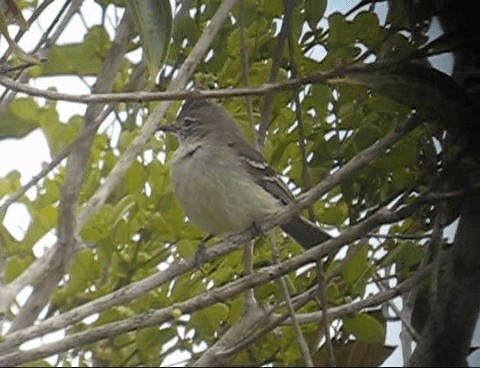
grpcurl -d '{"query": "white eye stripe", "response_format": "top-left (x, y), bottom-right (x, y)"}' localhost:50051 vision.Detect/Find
top-left (183, 116), bottom-right (197, 125)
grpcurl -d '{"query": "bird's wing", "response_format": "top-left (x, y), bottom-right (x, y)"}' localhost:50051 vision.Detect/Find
top-left (230, 139), bottom-right (295, 205)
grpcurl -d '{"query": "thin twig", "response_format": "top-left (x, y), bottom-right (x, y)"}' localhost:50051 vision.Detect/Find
top-left (238, 0), bottom-right (256, 307)
top-left (316, 261), bottom-right (336, 366)
top-left (0, 0), bottom-right (82, 105)
top-left (373, 273), bottom-right (420, 341)
top-left (256, 0), bottom-right (293, 148)
top-left (368, 233), bottom-right (431, 240)
top-left (243, 241), bottom-right (256, 307)
top-left (429, 212), bottom-right (444, 313)
top-left (239, 0), bottom-right (255, 141)
top-left (270, 236), bottom-right (314, 367)
top-left (0, 54), bottom-right (452, 105)
top-left (284, 1), bottom-right (316, 221)
top-left (0, 0), bottom-right (57, 62)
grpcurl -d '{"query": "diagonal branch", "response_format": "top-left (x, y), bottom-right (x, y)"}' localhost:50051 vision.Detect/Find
top-left (256, 0), bottom-right (293, 148)
top-left (7, 11), bottom-right (135, 333)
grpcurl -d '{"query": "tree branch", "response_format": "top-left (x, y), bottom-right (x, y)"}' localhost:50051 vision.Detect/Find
top-left (0, 59), bottom-right (437, 105)
top-left (7, 11), bottom-right (134, 333)
top-left (0, 210), bottom-right (433, 366)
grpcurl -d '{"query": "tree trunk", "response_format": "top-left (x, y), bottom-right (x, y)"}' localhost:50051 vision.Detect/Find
top-left (409, 1), bottom-right (480, 366)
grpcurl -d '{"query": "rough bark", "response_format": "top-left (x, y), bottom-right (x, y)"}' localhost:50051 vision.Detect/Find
top-left (409, 0), bottom-right (480, 366)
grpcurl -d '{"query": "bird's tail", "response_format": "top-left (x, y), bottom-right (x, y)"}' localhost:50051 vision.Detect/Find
top-left (281, 216), bottom-right (331, 249)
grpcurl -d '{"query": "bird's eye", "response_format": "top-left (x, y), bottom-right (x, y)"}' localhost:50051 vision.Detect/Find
top-left (183, 116), bottom-right (196, 128)
top-left (177, 116), bottom-right (196, 140)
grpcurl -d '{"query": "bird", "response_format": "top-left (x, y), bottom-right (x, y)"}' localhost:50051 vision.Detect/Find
top-left (158, 99), bottom-right (331, 249)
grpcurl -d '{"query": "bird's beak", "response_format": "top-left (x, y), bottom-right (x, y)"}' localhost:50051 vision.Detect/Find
top-left (157, 124), bottom-right (178, 133)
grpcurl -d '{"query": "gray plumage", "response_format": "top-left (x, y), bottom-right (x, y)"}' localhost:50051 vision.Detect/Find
top-left (163, 99), bottom-right (331, 249)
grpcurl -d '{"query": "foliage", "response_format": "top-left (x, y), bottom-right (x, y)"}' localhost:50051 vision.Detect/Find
top-left (0, 0), bottom-right (471, 366)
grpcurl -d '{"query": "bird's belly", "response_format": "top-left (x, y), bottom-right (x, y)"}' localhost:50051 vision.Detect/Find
top-left (171, 147), bottom-right (281, 235)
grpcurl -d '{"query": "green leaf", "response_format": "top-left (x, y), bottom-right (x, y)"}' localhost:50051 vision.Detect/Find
top-left (342, 245), bottom-right (371, 296)
top-left (95, 306), bottom-right (135, 326)
top-left (19, 359), bottom-right (52, 367)
top-left (30, 26), bottom-right (112, 77)
top-left (380, 242), bottom-right (424, 278)
top-left (352, 11), bottom-right (382, 47)
top-left (305, 0), bottom-right (327, 30)
top-left (257, 0), bottom-right (283, 18)
top-left (172, 13), bottom-right (201, 46)
top-left (39, 105), bottom-right (80, 156)
top-left (328, 12), bottom-right (353, 46)
top-left (111, 194), bottom-right (138, 228)
top-left (81, 204), bottom-right (114, 242)
top-left (307, 84), bottom-right (331, 121)
top-left (343, 313), bottom-right (385, 343)
top-left (169, 270), bottom-right (207, 302)
top-left (21, 204), bottom-right (58, 249)
top-left (0, 97), bottom-right (40, 140)
top-left (66, 249), bottom-right (98, 294)
top-left (313, 340), bottom-right (395, 367)
top-left (227, 296), bottom-right (245, 325)
top-left (4, 256), bottom-right (32, 283)
top-left (190, 303), bottom-right (229, 337)
top-left (0, 171), bottom-right (22, 197)
top-left (319, 201), bottom-right (348, 225)
top-left (125, 161), bottom-right (148, 194)
top-left (136, 327), bottom-right (165, 361)
top-left (127, 0), bottom-right (172, 84)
